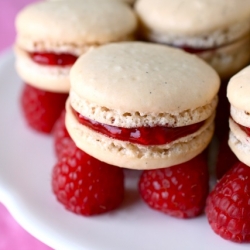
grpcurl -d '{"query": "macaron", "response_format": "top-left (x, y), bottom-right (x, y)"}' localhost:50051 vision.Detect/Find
top-left (227, 65), bottom-right (250, 166)
top-left (15, 0), bottom-right (137, 133)
top-left (15, 0), bottom-right (138, 93)
top-left (65, 42), bottom-right (220, 170)
top-left (135, 0), bottom-right (250, 79)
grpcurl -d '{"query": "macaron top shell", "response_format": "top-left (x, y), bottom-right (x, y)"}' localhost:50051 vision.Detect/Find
top-left (135, 0), bottom-right (250, 45)
top-left (70, 42), bottom-right (220, 115)
top-left (227, 65), bottom-right (250, 112)
top-left (16, 0), bottom-right (137, 49)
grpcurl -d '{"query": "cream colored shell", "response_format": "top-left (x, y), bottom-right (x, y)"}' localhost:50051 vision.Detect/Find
top-left (227, 65), bottom-right (250, 112)
top-left (197, 35), bottom-right (250, 79)
top-left (15, 0), bottom-right (137, 50)
top-left (135, 0), bottom-right (250, 47)
top-left (230, 105), bottom-right (250, 128)
top-left (70, 89), bottom-right (218, 127)
top-left (229, 133), bottom-right (250, 167)
top-left (229, 118), bottom-right (250, 167)
top-left (66, 99), bottom-right (214, 169)
top-left (70, 42), bottom-right (220, 116)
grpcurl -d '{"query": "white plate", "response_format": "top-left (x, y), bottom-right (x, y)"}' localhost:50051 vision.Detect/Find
top-left (0, 49), bottom-right (248, 250)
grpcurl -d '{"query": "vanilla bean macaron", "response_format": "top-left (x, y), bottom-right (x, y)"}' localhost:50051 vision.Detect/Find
top-left (15, 0), bottom-right (138, 93)
top-left (65, 42), bottom-right (220, 170)
top-left (228, 66), bottom-right (250, 166)
top-left (135, 0), bottom-right (250, 79)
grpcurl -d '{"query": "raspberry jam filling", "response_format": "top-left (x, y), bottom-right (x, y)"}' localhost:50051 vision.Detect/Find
top-left (170, 42), bottom-right (231, 54)
top-left (72, 108), bottom-right (205, 146)
top-left (234, 119), bottom-right (250, 136)
top-left (29, 52), bottom-right (78, 66)
top-left (180, 46), bottom-right (211, 54)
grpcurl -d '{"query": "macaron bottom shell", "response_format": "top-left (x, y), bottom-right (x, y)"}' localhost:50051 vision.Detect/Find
top-left (65, 99), bottom-right (215, 170)
top-left (228, 118), bottom-right (250, 168)
top-left (15, 46), bottom-right (75, 93)
top-left (198, 35), bottom-right (250, 80)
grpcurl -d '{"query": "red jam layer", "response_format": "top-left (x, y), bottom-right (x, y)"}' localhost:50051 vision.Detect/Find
top-left (30, 52), bottom-right (78, 66)
top-left (235, 119), bottom-right (250, 136)
top-left (73, 108), bottom-right (205, 146)
top-left (180, 46), bottom-right (211, 54)
top-left (170, 42), bottom-right (229, 54)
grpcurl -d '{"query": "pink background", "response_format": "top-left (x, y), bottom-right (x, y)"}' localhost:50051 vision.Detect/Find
top-left (0, 0), bottom-right (52, 249)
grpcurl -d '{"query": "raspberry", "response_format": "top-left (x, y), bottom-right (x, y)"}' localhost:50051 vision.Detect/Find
top-left (139, 154), bottom-right (209, 218)
top-left (52, 143), bottom-right (124, 216)
top-left (215, 135), bottom-right (238, 180)
top-left (52, 110), bottom-right (73, 158)
top-left (206, 161), bottom-right (250, 243)
top-left (20, 83), bottom-right (68, 133)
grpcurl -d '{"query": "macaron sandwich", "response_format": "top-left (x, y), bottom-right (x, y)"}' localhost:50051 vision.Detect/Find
top-left (65, 42), bottom-right (220, 170)
top-left (227, 65), bottom-right (250, 166)
top-left (15, 0), bottom-right (137, 133)
top-left (135, 0), bottom-right (250, 79)
top-left (205, 65), bottom-right (250, 243)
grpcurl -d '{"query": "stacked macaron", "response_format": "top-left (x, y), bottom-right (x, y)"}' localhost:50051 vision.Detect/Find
top-left (135, 0), bottom-right (250, 80)
top-left (66, 42), bottom-right (219, 170)
top-left (227, 66), bottom-right (250, 166)
top-left (205, 66), bottom-right (250, 243)
top-left (15, 0), bottom-right (137, 133)
top-left (135, 0), bottom-right (250, 140)
top-left (51, 42), bottom-right (220, 217)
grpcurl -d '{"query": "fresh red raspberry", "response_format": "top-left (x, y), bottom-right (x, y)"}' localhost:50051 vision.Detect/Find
top-left (20, 83), bottom-right (68, 133)
top-left (206, 161), bottom-right (250, 243)
top-left (215, 134), bottom-right (238, 180)
top-left (52, 109), bottom-right (73, 158)
top-left (139, 154), bottom-right (209, 218)
top-left (52, 143), bottom-right (124, 216)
